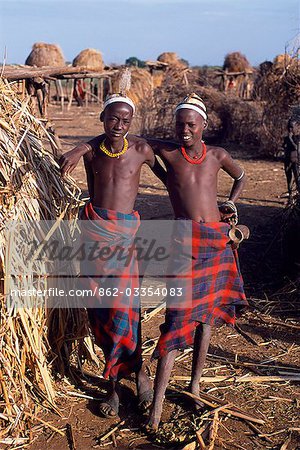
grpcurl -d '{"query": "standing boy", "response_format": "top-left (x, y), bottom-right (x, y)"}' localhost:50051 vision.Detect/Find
top-left (143, 93), bottom-right (248, 429)
top-left (64, 93), bottom-right (165, 418)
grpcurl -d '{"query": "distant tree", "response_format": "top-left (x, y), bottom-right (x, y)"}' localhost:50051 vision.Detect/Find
top-left (125, 56), bottom-right (146, 68)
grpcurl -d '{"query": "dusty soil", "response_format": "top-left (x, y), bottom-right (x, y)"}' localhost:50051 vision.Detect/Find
top-left (28, 104), bottom-right (300, 450)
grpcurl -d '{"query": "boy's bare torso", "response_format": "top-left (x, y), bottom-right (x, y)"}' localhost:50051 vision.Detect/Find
top-left (84, 134), bottom-right (153, 214)
top-left (155, 142), bottom-right (242, 222)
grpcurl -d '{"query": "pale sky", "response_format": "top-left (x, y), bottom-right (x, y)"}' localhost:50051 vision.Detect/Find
top-left (0, 0), bottom-right (299, 67)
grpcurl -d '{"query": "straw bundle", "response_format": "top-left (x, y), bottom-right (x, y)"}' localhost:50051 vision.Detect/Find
top-left (0, 78), bottom-right (87, 444)
top-left (72, 48), bottom-right (104, 71)
top-left (157, 52), bottom-right (186, 68)
top-left (152, 71), bottom-right (165, 88)
top-left (223, 52), bottom-right (251, 72)
top-left (273, 53), bottom-right (293, 70)
top-left (25, 42), bottom-right (65, 67)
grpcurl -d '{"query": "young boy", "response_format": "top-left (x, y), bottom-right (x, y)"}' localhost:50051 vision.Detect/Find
top-left (282, 118), bottom-right (300, 202)
top-left (65, 94), bottom-right (165, 418)
top-left (144, 93), bottom-right (248, 429)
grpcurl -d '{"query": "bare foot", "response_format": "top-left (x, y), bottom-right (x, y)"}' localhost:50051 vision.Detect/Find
top-left (136, 367), bottom-right (153, 412)
top-left (99, 390), bottom-right (119, 418)
top-left (144, 405), bottom-right (162, 432)
top-left (189, 384), bottom-right (205, 411)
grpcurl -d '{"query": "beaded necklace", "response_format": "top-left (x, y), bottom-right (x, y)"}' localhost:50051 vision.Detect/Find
top-left (99, 138), bottom-right (129, 158)
top-left (181, 142), bottom-right (207, 165)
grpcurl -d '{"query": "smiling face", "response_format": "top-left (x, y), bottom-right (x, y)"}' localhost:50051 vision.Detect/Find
top-left (100, 102), bottom-right (133, 144)
top-left (175, 109), bottom-right (207, 148)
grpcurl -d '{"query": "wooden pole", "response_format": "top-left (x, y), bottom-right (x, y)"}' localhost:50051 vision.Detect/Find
top-left (67, 79), bottom-right (74, 111)
top-left (97, 78), bottom-right (101, 104)
top-left (58, 79), bottom-right (64, 111)
top-left (85, 79), bottom-right (88, 108)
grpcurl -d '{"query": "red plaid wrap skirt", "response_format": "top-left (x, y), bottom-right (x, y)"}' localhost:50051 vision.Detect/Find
top-left (80, 202), bottom-right (142, 380)
top-left (153, 221), bottom-right (248, 358)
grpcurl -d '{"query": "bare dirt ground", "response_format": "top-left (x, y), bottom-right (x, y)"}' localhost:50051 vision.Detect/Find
top-left (28, 104), bottom-right (300, 450)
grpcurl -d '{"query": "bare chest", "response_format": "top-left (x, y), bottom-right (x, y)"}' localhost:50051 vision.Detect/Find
top-left (92, 153), bottom-right (141, 179)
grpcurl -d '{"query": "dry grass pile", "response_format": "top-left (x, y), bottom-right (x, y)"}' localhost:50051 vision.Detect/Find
top-left (157, 52), bottom-right (187, 68)
top-left (0, 78), bottom-right (89, 446)
top-left (261, 278), bottom-right (300, 317)
top-left (273, 53), bottom-right (293, 70)
top-left (139, 70), bottom-right (263, 148)
top-left (72, 48), bottom-right (104, 71)
top-left (254, 54), bottom-right (300, 154)
top-left (223, 51), bottom-right (251, 72)
top-left (25, 42), bottom-right (65, 67)
top-left (256, 198), bottom-right (300, 316)
top-left (152, 71), bottom-right (165, 89)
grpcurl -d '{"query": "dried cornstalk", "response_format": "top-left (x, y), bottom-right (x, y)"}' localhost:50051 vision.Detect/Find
top-left (208, 410), bottom-right (220, 450)
top-left (181, 391), bottom-right (264, 424)
top-left (0, 78), bottom-right (92, 443)
top-left (172, 375), bottom-right (300, 383)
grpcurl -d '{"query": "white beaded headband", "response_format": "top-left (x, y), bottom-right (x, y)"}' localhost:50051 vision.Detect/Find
top-left (175, 103), bottom-right (207, 121)
top-left (103, 96), bottom-right (135, 113)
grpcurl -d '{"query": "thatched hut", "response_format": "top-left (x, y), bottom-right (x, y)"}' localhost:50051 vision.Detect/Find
top-left (139, 72), bottom-right (262, 148)
top-left (71, 49), bottom-right (105, 106)
top-left (157, 52), bottom-right (187, 68)
top-left (221, 52), bottom-right (253, 99)
top-left (223, 51), bottom-right (251, 72)
top-left (72, 48), bottom-right (104, 71)
top-left (25, 42), bottom-right (65, 67)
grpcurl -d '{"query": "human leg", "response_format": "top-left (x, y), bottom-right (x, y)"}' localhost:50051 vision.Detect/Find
top-left (285, 161), bottom-right (293, 195)
top-left (291, 162), bottom-right (300, 192)
top-left (147, 349), bottom-right (179, 430)
top-left (133, 312), bottom-right (153, 411)
top-left (136, 364), bottom-right (153, 411)
top-left (99, 380), bottom-right (120, 417)
top-left (189, 323), bottom-right (212, 407)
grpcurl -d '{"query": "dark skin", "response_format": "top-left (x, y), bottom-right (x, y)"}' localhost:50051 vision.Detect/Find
top-left (60, 107), bottom-right (246, 428)
top-left (282, 121), bottom-right (300, 198)
top-left (84, 133), bottom-right (153, 214)
top-left (62, 102), bottom-right (166, 418)
top-left (148, 109), bottom-right (245, 222)
top-left (144, 109), bottom-right (246, 429)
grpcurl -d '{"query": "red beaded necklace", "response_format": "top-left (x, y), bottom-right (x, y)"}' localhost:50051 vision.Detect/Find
top-left (181, 142), bottom-right (207, 165)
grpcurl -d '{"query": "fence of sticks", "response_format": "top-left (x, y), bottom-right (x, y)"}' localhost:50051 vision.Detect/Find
top-left (138, 68), bottom-right (263, 149)
top-left (254, 53), bottom-right (300, 154)
top-left (0, 78), bottom-right (94, 446)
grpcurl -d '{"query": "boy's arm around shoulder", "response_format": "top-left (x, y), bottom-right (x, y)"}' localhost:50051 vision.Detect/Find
top-left (141, 136), bottom-right (178, 155)
top-left (135, 137), bottom-right (168, 186)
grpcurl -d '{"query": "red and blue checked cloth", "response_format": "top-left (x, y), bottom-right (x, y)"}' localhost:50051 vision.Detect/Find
top-left (80, 202), bottom-right (142, 380)
top-left (153, 221), bottom-right (248, 358)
